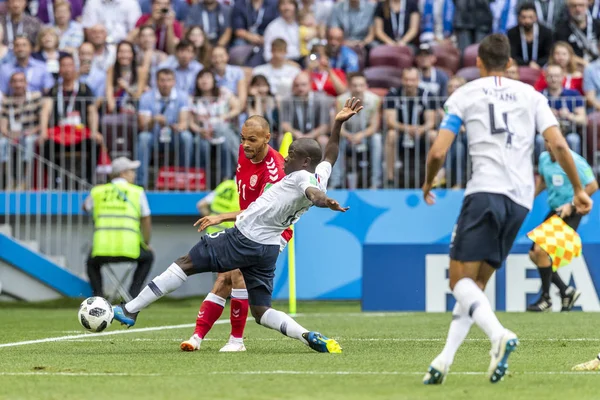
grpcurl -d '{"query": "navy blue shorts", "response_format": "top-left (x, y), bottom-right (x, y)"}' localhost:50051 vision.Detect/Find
top-left (450, 193), bottom-right (529, 269)
top-left (189, 227), bottom-right (280, 306)
top-left (529, 210), bottom-right (582, 251)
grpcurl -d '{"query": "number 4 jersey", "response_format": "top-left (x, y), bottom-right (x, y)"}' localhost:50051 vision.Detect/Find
top-left (236, 161), bottom-right (332, 246)
top-left (441, 76), bottom-right (559, 210)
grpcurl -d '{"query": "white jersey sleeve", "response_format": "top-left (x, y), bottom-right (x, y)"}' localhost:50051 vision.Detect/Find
top-left (296, 161), bottom-right (332, 198)
top-left (534, 91), bottom-right (559, 134)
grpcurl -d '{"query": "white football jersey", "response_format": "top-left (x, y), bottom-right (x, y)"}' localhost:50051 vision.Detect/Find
top-left (443, 76), bottom-right (558, 210)
top-left (236, 161), bottom-right (332, 245)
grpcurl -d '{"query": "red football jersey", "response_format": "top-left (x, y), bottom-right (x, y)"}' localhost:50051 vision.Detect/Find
top-left (236, 145), bottom-right (293, 242)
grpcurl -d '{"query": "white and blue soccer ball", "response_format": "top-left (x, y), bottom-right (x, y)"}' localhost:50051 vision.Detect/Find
top-left (78, 297), bottom-right (114, 332)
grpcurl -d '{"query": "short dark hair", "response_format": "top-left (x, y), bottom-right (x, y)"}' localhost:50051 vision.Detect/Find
top-left (478, 34), bottom-right (511, 72)
top-left (244, 115), bottom-right (271, 132)
top-left (13, 34), bottom-right (32, 46)
top-left (59, 53), bottom-right (75, 64)
top-left (175, 39), bottom-right (194, 52)
top-left (156, 67), bottom-right (175, 79)
top-left (518, 2), bottom-right (537, 15)
top-left (272, 38), bottom-right (288, 51)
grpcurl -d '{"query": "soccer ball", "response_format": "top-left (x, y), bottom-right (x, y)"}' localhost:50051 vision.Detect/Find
top-left (78, 297), bottom-right (114, 332)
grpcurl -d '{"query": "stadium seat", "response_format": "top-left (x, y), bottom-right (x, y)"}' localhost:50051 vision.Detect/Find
top-left (368, 45), bottom-right (414, 69)
top-left (370, 87), bottom-right (390, 98)
top-left (432, 44), bottom-right (461, 73)
top-left (364, 66), bottom-right (403, 89)
top-left (518, 66), bottom-right (542, 86)
top-left (463, 43), bottom-right (480, 67)
top-left (228, 45), bottom-right (254, 67)
top-left (104, 262), bottom-right (136, 303)
top-left (455, 66), bottom-right (481, 82)
top-left (350, 45), bottom-right (367, 71)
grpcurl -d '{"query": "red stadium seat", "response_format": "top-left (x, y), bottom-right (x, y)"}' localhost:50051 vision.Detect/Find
top-left (518, 66), bottom-right (542, 86)
top-left (364, 66), bottom-right (403, 89)
top-left (370, 87), bottom-right (390, 97)
top-left (432, 44), bottom-right (461, 74)
top-left (463, 43), bottom-right (480, 68)
top-left (455, 66), bottom-right (480, 82)
top-left (369, 45), bottom-right (414, 68)
top-left (228, 45), bottom-right (254, 67)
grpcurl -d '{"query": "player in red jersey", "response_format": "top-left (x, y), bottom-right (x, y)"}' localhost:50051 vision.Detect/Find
top-left (180, 115), bottom-right (291, 352)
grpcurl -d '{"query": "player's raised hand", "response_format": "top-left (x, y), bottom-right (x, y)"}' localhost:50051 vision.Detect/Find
top-left (422, 182), bottom-right (436, 205)
top-left (193, 215), bottom-right (223, 232)
top-left (326, 198), bottom-right (349, 212)
top-left (573, 190), bottom-right (593, 215)
top-left (335, 97), bottom-right (363, 123)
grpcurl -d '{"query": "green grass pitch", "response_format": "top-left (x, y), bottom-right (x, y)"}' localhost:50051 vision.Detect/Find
top-left (0, 299), bottom-right (598, 400)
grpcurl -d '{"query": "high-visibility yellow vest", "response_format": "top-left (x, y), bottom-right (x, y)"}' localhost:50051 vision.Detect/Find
top-left (207, 179), bottom-right (240, 234)
top-left (91, 181), bottom-right (144, 259)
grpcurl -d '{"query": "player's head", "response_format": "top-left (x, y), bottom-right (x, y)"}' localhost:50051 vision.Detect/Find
top-left (476, 34), bottom-right (512, 76)
top-left (241, 115), bottom-right (271, 162)
top-left (284, 138), bottom-right (322, 175)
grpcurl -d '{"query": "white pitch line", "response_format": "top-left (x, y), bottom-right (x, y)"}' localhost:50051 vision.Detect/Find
top-left (0, 372), bottom-right (161, 377)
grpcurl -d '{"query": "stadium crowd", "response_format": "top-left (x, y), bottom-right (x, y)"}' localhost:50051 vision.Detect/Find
top-left (0, 0), bottom-right (599, 190)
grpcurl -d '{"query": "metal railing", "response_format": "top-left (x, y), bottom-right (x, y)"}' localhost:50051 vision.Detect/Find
top-left (0, 95), bottom-right (597, 192)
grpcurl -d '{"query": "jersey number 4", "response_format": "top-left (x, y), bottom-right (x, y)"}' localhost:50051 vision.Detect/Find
top-left (488, 103), bottom-right (514, 147)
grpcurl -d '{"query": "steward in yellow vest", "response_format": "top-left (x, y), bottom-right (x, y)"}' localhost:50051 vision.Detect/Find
top-left (196, 179), bottom-right (240, 234)
top-left (84, 157), bottom-right (154, 298)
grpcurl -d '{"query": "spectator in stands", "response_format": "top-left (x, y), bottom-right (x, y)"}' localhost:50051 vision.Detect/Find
top-left (374, 0), bottom-right (420, 48)
top-left (535, 41), bottom-right (584, 93)
top-left (306, 43), bottom-right (347, 97)
top-left (331, 72), bottom-right (382, 189)
top-left (185, 0), bottom-right (232, 47)
top-left (32, 27), bottom-right (69, 79)
top-left (185, 26), bottom-right (213, 67)
top-left (516, 0), bottom-right (565, 30)
top-left (38, 0), bottom-right (84, 25)
top-left (137, 25), bottom-right (168, 83)
top-left (106, 41), bottom-right (148, 114)
top-left (263, 0), bottom-right (301, 62)
top-left (327, 27), bottom-right (360, 74)
top-left (247, 74), bottom-right (279, 143)
top-left (584, 39), bottom-right (600, 111)
top-left (157, 39), bottom-right (203, 95)
top-left (252, 38), bottom-right (301, 96)
top-left (299, 10), bottom-right (318, 58)
top-left (51, 0), bottom-right (84, 54)
top-left (190, 69), bottom-right (241, 177)
top-left (506, 62), bottom-right (521, 79)
top-left (415, 43), bottom-right (448, 97)
top-left (453, 0), bottom-right (493, 51)
top-left (418, 0), bottom-right (456, 44)
top-left (77, 42), bottom-right (105, 99)
top-left (211, 45), bottom-right (247, 107)
top-left (384, 67), bottom-right (436, 187)
top-left (1, 0), bottom-right (41, 49)
top-left (81, 0), bottom-right (141, 45)
top-left (136, 68), bottom-right (193, 188)
top-left (84, 157), bottom-right (154, 299)
top-left (0, 71), bottom-right (43, 190)
top-left (131, 0), bottom-right (182, 55)
top-left (231, 0), bottom-right (278, 47)
top-left (554, 0), bottom-right (600, 64)
top-left (0, 36), bottom-right (54, 95)
top-left (0, 25), bottom-right (13, 66)
top-left (507, 3), bottom-right (553, 69)
top-left (88, 24), bottom-right (116, 72)
top-left (490, 0), bottom-right (518, 34)
top-left (280, 71), bottom-right (332, 146)
top-left (300, 0), bottom-right (334, 35)
top-left (329, 0), bottom-right (376, 48)
top-left (537, 63), bottom-right (585, 156)
top-left (40, 54), bottom-right (102, 186)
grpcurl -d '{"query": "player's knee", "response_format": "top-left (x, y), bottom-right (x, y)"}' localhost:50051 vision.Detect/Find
top-left (212, 273), bottom-right (233, 298)
top-left (250, 305), bottom-right (268, 324)
top-left (230, 269), bottom-right (246, 289)
top-left (173, 254), bottom-right (195, 276)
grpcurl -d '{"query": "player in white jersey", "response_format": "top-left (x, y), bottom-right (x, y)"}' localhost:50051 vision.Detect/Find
top-left (112, 98), bottom-right (364, 354)
top-left (420, 34), bottom-right (593, 385)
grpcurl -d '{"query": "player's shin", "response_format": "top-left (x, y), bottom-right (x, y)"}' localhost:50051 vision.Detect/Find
top-left (230, 289), bottom-right (249, 340)
top-left (452, 278), bottom-right (505, 342)
top-left (438, 303), bottom-right (474, 366)
top-left (194, 293), bottom-right (226, 339)
top-left (259, 308), bottom-right (309, 345)
top-left (125, 263), bottom-right (187, 313)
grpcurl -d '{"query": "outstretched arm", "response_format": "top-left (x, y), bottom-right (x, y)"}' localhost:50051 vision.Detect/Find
top-left (305, 187), bottom-right (349, 212)
top-left (323, 97), bottom-right (363, 167)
